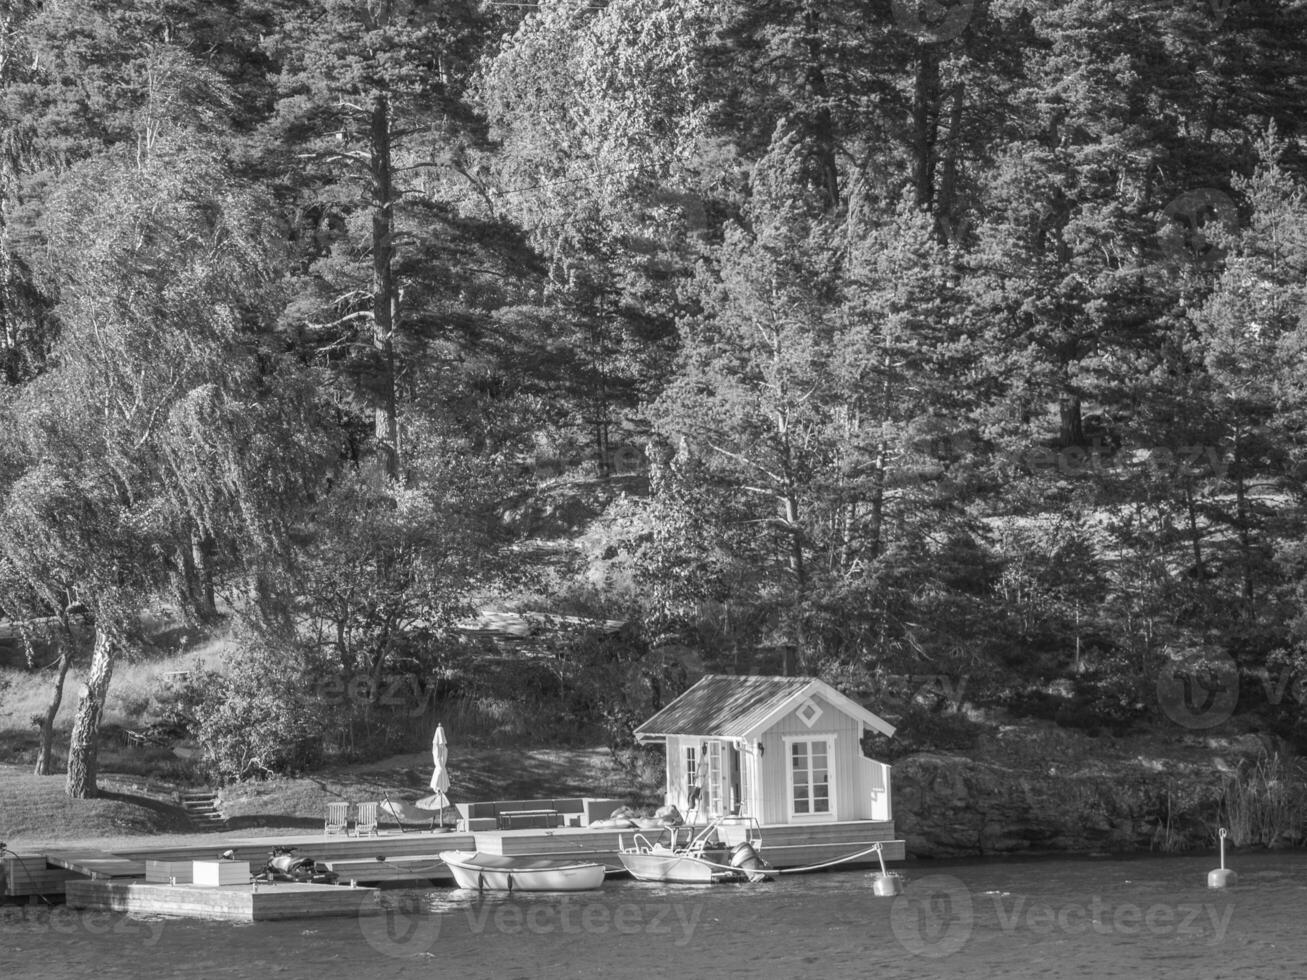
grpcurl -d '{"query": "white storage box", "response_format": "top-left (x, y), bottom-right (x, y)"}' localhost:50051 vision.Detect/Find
top-left (192, 860), bottom-right (251, 887)
top-left (145, 860), bottom-right (193, 884)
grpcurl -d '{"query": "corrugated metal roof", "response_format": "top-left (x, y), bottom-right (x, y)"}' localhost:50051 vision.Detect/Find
top-left (635, 675), bottom-right (818, 739)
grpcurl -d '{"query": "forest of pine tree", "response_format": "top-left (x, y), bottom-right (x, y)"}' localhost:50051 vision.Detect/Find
top-left (3, 0), bottom-right (1307, 794)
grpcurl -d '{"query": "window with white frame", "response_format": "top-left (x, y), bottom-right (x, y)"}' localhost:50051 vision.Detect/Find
top-left (787, 736), bottom-right (835, 818)
top-left (703, 741), bottom-right (723, 814)
top-left (685, 745), bottom-right (697, 791)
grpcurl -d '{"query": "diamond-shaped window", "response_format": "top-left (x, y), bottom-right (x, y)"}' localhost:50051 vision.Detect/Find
top-left (796, 698), bottom-right (822, 728)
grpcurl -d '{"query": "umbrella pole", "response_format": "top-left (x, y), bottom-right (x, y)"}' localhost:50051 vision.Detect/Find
top-left (384, 793), bottom-right (407, 834)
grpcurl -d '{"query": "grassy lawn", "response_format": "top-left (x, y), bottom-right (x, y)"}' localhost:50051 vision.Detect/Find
top-left (0, 767), bottom-right (194, 843)
top-left (0, 744), bottom-right (661, 850)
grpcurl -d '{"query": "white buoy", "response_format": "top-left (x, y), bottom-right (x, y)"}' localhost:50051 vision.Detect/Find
top-left (1208, 827), bottom-right (1237, 889)
top-left (869, 842), bottom-right (903, 897)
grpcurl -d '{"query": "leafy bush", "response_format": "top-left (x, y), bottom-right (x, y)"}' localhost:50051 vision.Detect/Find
top-left (562, 630), bottom-right (691, 753)
top-left (1058, 667), bottom-right (1149, 735)
top-left (1007, 665), bottom-right (1149, 736)
top-left (181, 638), bottom-right (327, 783)
top-left (610, 743), bottom-right (665, 804)
top-left (1006, 687), bottom-right (1070, 723)
top-left (875, 705), bottom-right (988, 760)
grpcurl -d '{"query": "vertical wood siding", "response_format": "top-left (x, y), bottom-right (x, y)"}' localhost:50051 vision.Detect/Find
top-left (759, 694), bottom-right (866, 823)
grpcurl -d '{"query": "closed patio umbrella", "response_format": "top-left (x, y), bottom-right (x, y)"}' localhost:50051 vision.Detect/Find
top-left (417, 723), bottom-right (451, 827)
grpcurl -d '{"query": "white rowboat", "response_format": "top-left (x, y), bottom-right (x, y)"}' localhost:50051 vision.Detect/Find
top-left (439, 850), bottom-right (606, 891)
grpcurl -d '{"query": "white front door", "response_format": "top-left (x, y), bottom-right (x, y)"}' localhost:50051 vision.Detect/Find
top-left (784, 734), bottom-right (837, 822)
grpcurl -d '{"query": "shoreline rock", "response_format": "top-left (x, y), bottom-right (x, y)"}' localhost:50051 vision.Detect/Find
top-left (892, 750), bottom-right (1248, 858)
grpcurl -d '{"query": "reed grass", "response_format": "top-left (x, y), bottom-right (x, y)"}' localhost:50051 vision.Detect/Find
top-left (1221, 753), bottom-right (1306, 847)
top-left (1151, 783), bottom-right (1185, 853)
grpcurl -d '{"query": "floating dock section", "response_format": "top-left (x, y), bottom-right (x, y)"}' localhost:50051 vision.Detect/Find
top-left (65, 879), bottom-right (380, 922)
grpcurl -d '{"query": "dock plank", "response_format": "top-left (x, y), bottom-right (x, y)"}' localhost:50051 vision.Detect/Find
top-left (46, 852), bottom-right (146, 879)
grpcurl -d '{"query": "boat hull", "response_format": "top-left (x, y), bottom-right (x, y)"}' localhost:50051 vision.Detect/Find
top-left (439, 851), bottom-right (605, 891)
top-left (618, 850), bottom-right (749, 884)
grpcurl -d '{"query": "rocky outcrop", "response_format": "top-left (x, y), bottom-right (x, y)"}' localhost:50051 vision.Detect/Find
top-left (892, 752), bottom-right (1228, 858)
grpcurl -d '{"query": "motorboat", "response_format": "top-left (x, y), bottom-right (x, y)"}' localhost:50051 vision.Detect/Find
top-left (439, 850), bottom-right (606, 891)
top-left (618, 818), bottom-right (774, 884)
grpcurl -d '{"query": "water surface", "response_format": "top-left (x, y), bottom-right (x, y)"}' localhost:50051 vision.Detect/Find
top-left (4, 851), bottom-right (1306, 978)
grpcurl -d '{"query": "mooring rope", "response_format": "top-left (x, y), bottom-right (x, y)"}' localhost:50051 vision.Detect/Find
top-left (775, 843), bottom-right (893, 875)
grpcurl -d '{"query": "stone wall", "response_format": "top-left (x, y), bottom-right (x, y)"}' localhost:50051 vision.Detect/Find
top-left (892, 752), bottom-right (1229, 858)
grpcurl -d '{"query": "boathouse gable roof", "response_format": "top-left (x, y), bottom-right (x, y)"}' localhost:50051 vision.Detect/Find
top-left (634, 674), bottom-right (896, 742)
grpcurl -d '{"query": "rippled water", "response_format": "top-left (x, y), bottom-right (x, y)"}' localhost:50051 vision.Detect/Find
top-left (4, 851), bottom-right (1307, 979)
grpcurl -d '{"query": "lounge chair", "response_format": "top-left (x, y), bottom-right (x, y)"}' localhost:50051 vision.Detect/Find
top-left (355, 801), bottom-right (379, 837)
top-left (324, 801), bottom-right (349, 836)
top-left (380, 793), bottom-right (441, 833)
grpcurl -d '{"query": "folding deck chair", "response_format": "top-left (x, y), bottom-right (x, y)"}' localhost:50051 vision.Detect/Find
top-left (324, 801), bottom-right (349, 836)
top-left (354, 801), bottom-right (380, 837)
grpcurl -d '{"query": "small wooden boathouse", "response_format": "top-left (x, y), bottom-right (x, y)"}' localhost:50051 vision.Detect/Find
top-left (635, 675), bottom-right (897, 828)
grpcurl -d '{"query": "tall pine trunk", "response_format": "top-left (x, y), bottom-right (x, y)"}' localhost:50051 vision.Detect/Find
top-left (937, 82), bottom-right (966, 241)
top-left (912, 45), bottom-right (941, 211)
top-left (65, 626), bottom-right (116, 798)
top-left (802, 4), bottom-right (839, 210)
top-left (371, 90), bottom-right (400, 481)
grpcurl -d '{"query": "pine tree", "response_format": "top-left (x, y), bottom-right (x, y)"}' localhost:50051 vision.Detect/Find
top-left (260, 0), bottom-right (495, 481)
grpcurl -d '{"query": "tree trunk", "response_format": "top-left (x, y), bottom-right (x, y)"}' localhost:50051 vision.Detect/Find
top-left (802, 4), bottom-right (839, 211)
top-left (192, 530), bottom-right (217, 620)
top-left (65, 627), bottom-right (116, 798)
top-left (1233, 437), bottom-right (1255, 616)
top-left (592, 316), bottom-right (612, 480)
top-left (937, 82), bottom-right (966, 241)
top-left (866, 351), bottom-right (895, 561)
top-left (34, 641), bottom-right (73, 776)
top-left (912, 45), bottom-right (941, 211)
top-left (1185, 483), bottom-right (1206, 581)
top-left (1059, 394), bottom-right (1084, 447)
top-left (175, 538), bottom-right (200, 620)
top-left (371, 90), bottom-right (400, 481)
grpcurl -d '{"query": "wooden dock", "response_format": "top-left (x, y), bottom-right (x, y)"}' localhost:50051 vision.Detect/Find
top-left (46, 851), bottom-right (146, 879)
top-left (5, 820), bottom-right (904, 915)
top-left (472, 820), bottom-right (903, 870)
top-left (65, 879), bottom-right (381, 922)
top-left (2, 829), bottom-right (475, 902)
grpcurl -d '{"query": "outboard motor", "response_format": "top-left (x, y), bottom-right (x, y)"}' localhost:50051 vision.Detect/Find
top-left (265, 847), bottom-right (339, 884)
top-left (729, 841), bottom-right (774, 882)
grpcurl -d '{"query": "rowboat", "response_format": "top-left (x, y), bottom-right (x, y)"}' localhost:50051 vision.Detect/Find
top-left (438, 850), bottom-right (606, 891)
top-left (617, 819), bottom-right (774, 884)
